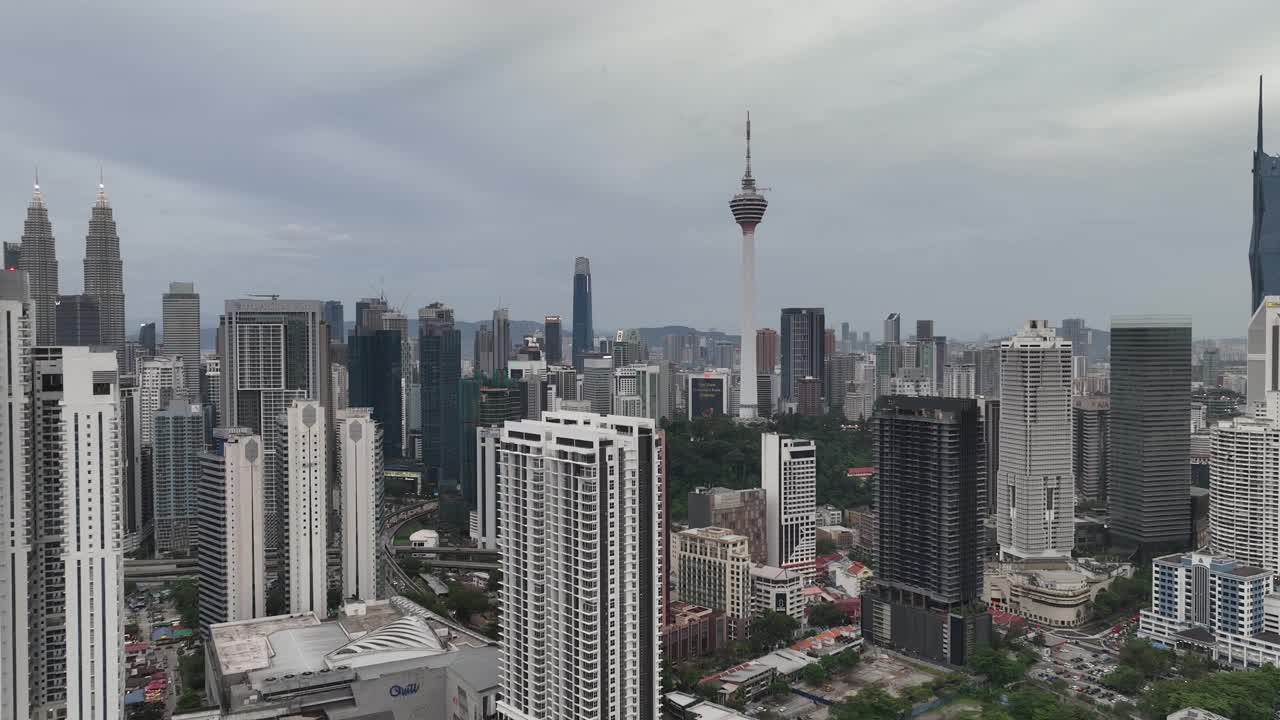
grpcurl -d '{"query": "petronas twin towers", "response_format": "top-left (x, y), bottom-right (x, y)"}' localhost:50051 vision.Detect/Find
top-left (16, 175), bottom-right (126, 356)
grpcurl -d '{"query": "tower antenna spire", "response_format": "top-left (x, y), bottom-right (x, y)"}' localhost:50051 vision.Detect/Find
top-left (1260, 75), bottom-right (1265, 157)
top-left (34, 164), bottom-right (39, 190)
top-left (745, 111), bottom-right (753, 178)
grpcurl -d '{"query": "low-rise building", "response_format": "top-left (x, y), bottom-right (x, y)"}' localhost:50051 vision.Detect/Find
top-left (663, 602), bottom-right (729, 663)
top-left (662, 692), bottom-right (753, 720)
top-left (676, 527), bottom-right (753, 639)
top-left (817, 526), bottom-right (855, 549)
top-left (1139, 551), bottom-right (1280, 668)
top-left (205, 598), bottom-right (498, 720)
top-left (984, 559), bottom-right (1133, 628)
top-left (750, 564), bottom-right (805, 622)
top-left (827, 559), bottom-right (873, 598)
top-left (815, 505), bottom-right (844, 526)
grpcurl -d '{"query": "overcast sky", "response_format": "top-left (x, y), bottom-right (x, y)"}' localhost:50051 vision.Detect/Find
top-left (1, 2), bottom-right (1275, 339)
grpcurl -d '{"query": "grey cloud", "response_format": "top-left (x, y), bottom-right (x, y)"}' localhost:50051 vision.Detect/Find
top-left (0, 1), bottom-right (1276, 337)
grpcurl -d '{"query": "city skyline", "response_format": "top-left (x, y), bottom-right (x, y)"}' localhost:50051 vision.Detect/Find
top-left (3, 4), bottom-right (1279, 338)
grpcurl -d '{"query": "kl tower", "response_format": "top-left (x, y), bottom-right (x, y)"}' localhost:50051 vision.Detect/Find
top-left (730, 113), bottom-right (768, 419)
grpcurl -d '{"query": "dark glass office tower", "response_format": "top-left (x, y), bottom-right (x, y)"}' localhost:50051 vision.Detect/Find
top-left (780, 307), bottom-right (825, 401)
top-left (138, 321), bottom-right (157, 351)
top-left (1109, 316), bottom-right (1192, 555)
top-left (348, 329), bottom-right (403, 459)
top-left (862, 395), bottom-right (989, 665)
top-left (54, 293), bottom-right (101, 346)
top-left (544, 314), bottom-right (563, 365)
top-left (323, 300), bottom-right (345, 345)
top-left (571, 256), bottom-right (593, 369)
top-left (1251, 78), bottom-right (1280, 311)
top-left (419, 303), bottom-right (461, 491)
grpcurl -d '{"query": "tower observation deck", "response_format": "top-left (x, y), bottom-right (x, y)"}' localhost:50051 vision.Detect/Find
top-left (730, 114), bottom-right (768, 419)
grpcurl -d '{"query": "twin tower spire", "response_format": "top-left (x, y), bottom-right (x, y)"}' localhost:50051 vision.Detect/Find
top-left (18, 168), bottom-right (125, 356)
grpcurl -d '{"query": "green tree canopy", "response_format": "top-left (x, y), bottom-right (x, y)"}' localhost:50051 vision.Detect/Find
top-left (808, 602), bottom-right (848, 628)
top-left (1101, 664), bottom-right (1143, 694)
top-left (749, 611), bottom-right (799, 653)
top-left (1138, 666), bottom-right (1280, 720)
top-left (830, 686), bottom-right (908, 720)
top-left (967, 646), bottom-right (1026, 686)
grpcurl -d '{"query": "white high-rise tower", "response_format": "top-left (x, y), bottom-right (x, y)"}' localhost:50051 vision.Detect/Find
top-left (996, 320), bottom-right (1074, 560)
top-left (335, 408), bottom-right (383, 602)
top-left (762, 432), bottom-right (817, 583)
top-left (730, 114), bottom-right (768, 419)
top-left (31, 346), bottom-right (123, 720)
top-left (0, 272), bottom-right (31, 720)
top-left (196, 428), bottom-right (267, 638)
top-left (276, 399), bottom-right (328, 616)
top-left (496, 411), bottom-right (661, 720)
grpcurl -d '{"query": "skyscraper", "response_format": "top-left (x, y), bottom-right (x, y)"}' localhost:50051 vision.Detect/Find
top-left (348, 328), bottom-right (403, 459)
top-left (756, 328), bottom-right (778, 374)
top-left (496, 412), bottom-right (661, 720)
top-left (729, 114), bottom-right (768, 419)
top-left (354, 296), bottom-right (388, 336)
top-left (82, 177), bottom-right (125, 361)
top-left (276, 399), bottom-right (328, 616)
top-left (419, 302), bottom-right (461, 492)
top-left (162, 281), bottom-right (201, 398)
top-left (687, 486), bottom-right (768, 565)
top-left (583, 354), bottom-right (614, 414)
top-left (322, 300), bottom-right (345, 346)
top-left (19, 176), bottom-right (58, 345)
top-left (863, 396), bottom-right (988, 665)
top-left (138, 321), bottom-right (156, 351)
top-left (152, 402), bottom-right (204, 555)
top-left (197, 428), bottom-right (267, 639)
top-left (335, 408), bottom-right (384, 602)
top-left (473, 323), bottom-right (496, 378)
top-left (544, 314), bottom-right (563, 365)
top-left (492, 307), bottom-right (510, 377)
top-left (218, 299), bottom-right (331, 549)
top-left (1251, 77), bottom-right (1280, 311)
top-left (780, 307), bottom-right (825, 402)
top-left (996, 321), bottom-right (1073, 560)
top-left (139, 355), bottom-right (186, 445)
top-left (916, 319), bottom-right (934, 341)
top-left (0, 272), bottom-right (30, 720)
top-left (676, 527), bottom-right (753, 641)
top-left (572, 256), bottom-right (593, 370)
top-left (53, 293), bottom-right (101, 346)
top-left (1073, 396), bottom-right (1110, 504)
top-left (1110, 316), bottom-right (1192, 554)
top-left (762, 433), bottom-right (817, 583)
top-left (883, 312), bottom-right (901, 344)
top-left (30, 346), bottom-right (123, 719)
top-left (2, 241), bottom-right (18, 271)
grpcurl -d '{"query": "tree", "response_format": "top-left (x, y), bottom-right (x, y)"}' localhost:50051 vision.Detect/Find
top-left (125, 580), bottom-right (139, 595)
top-left (447, 583), bottom-right (490, 621)
top-left (749, 611), bottom-right (799, 653)
top-left (176, 689), bottom-right (202, 711)
top-left (1117, 637), bottom-right (1172, 678)
top-left (125, 623), bottom-right (140, 639)
top-left (327, 587), bottom-right (343, 613)
top-left (1138, 666), bottom-right (1280, 720)
top-left (830, 686), bottom-right (908, 720)
top-left (179, 651), bottom-right (206, 691)
top-left (400, 556), bottom-right (423, 575)
top-left (486, 569), bottom-right (503, 593)
top-left (1005, 687), bottom-right (1057, 720)
top-left (127, 704), bottom-right (164, 720)
top-left (968, 646), bottom-right (1025, 686)
top-left (801, 663), bottom-right (827, 685)
top-left (168, 578), bottom-right (199, 629)
top-left (1100, 664), bottom-right (1143, 695)
top-left (847, 546), bottom-right (874, 569)
top-left (808, 602), bottom-right (847, 628)
top-left (768, 678), bottom-right (791, 697)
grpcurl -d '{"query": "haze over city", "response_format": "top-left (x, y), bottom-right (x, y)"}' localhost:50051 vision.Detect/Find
top-left (2, 2), bottom-right (1277, 336)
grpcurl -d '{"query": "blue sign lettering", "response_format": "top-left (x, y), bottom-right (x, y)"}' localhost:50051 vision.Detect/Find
top-left (389, 683), bottom-right (419, 698)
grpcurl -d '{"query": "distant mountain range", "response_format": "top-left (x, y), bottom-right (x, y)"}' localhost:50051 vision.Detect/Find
top-left (199, 321), bottom-right (741, 358)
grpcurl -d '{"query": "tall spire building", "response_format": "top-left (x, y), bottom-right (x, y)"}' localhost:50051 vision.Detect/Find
top-left (1251, 76), bottom-right (1280, 311)
top-left (83, 175), bottom-right (126, 360)
top-left (730, 113), bottom-right (768, 418)
top-left (18, 174), bottom-right (58, 345)
top-left (571, 257), bottom-right (593, 370)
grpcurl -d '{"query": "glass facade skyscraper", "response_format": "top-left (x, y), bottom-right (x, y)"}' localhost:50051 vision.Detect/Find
top-left (419, 303), bottom-right (461, 492)
top-left (1252, 78), bottom-right (1280, 312)
top-left (780, 307), bottom-right (825, 402)
top-left (348, 329), bottom-right (403, 459)
top-left (572, 256), bottom-right (592, 369)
